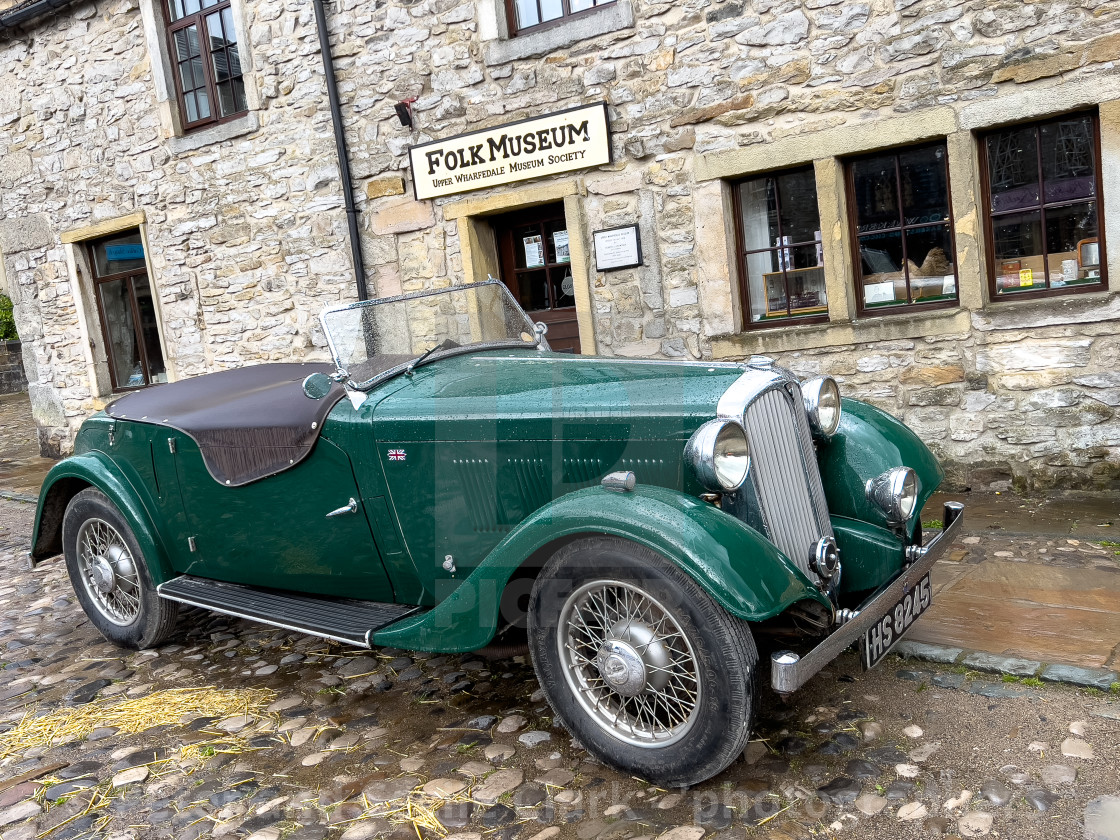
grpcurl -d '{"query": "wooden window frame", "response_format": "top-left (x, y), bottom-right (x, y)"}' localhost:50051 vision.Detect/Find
top-left (731, 166), bottom-right (830, 330)
top-left (978, 110), bottom-right (1108, 303)
top-left (86, 240), bottom-right (163, 393)
top-left (845, 141), bottom-right (960, 318)
top-left (504, 0), bottom-right (616, 36)
top-left (164, 0), bottom-right (247, 133)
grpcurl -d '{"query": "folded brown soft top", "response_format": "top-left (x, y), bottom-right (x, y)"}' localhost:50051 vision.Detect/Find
top-left (106, 363), bottom-right (345, 487)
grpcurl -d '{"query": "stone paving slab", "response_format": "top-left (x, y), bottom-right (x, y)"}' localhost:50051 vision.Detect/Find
top-left (908, 536), bottom-right (1120, 670)
top-left (924, 491), bottom-right (1119, 539)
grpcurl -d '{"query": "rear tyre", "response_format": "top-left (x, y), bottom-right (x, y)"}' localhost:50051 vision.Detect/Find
top-left (62, 488), bottom-right (179, 649)
top-left (527, 536), bottom-right (759, 787)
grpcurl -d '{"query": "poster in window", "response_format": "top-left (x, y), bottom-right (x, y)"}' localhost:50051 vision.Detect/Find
top-left (553, 230), bottom-right (571, 263)
top-left (105, 244), bottom-right (145, 261)
top-left (523, 235), bottom-right (544, 268)
top-left (775, 235), bottom-right (792, 271)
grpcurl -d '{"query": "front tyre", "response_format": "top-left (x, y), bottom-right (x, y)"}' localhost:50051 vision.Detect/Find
top-left (527, 536), bottom-right (759, 787)
top-left (62, 488), bottom-right (179, 649)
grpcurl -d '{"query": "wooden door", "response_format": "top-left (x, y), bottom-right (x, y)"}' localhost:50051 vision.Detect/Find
top-left (492, 203), bottom-right (581, 353)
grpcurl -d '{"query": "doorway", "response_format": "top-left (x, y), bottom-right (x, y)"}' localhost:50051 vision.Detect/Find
top-left (491, 203), bottom-right (581, 353)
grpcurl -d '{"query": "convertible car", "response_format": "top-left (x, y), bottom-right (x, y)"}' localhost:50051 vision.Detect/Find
top-left (31, 280), bottom-right (962, 785)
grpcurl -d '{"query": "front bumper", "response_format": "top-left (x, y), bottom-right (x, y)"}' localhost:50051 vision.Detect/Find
top-left (770, 501), bottom-right (964, 694)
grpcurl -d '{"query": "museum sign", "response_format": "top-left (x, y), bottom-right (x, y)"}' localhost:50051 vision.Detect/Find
top-left (408, 102), bottom-right (612, 200)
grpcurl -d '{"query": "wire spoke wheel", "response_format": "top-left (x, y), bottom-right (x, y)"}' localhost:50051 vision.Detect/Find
top-left (558, 579), bottom-right (701, 748)
top-left (76, 517), bottom-right (141, 626)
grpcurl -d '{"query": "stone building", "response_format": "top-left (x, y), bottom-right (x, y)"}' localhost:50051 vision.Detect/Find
top-left (0, 0), bottom-right (1118, 489)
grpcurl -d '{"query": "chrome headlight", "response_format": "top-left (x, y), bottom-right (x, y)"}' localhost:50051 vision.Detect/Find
top-left (802, 376), bottom-right (842, 439)
top-left (865, 466), bottom-right (919, 525)
top-left (686, 419), bottom-right (750, 492)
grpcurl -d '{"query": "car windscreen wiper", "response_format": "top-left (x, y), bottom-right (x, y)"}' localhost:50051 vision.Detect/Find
top-left (405, 338), bottom-right (459, 376)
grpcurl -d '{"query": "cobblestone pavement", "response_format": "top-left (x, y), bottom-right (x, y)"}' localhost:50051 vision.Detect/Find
top-left (2, 497), bottom-right (1120, 840)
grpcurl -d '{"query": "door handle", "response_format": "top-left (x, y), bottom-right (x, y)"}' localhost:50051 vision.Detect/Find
top-left (326, 498), bottom-right (358, 518)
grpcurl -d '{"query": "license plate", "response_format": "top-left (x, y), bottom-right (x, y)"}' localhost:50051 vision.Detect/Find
top-left (860, 572), bottom-right (932, 670)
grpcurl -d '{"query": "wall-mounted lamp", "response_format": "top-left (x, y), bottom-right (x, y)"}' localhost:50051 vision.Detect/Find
top-left (394, 98), bottom-right (416, 128)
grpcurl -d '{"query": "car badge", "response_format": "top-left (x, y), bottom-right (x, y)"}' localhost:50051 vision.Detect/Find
top-left (388, 448), bottom-right (407, 461)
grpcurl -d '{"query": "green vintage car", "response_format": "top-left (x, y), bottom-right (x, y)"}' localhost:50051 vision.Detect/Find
top-left (31, 280), bottom-right (962, 785)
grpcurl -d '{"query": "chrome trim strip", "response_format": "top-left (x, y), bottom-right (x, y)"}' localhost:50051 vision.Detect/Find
top-left (770, 502), bottom-right (965, 694)
top-left (715, 369), bottom-right (791, 420)
top-left (155, 586), bottom-right (373, 649)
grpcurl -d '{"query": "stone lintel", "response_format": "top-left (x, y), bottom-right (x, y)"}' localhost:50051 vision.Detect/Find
top-left (60, 212), bottom-right (147, 244)
top-left (695, 106), bottom-right (958, 182)
top-left (440, 180), bottom-right (579, 221)
top-left (958, 76), bottom-right (1120, 132)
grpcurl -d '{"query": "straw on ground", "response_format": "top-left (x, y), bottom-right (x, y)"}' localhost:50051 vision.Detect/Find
top-left (0, 686), bottom-right (275, 758)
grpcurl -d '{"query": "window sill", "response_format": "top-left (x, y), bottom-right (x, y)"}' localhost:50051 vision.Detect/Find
top-left (484, 0), bottom-right (633, 66)
top-left (168, 112), bottom-right (259, 155)
top-left (710, 307), bottom-right (972, 359)
top-left (973, 288), bottom-right (1120, 332)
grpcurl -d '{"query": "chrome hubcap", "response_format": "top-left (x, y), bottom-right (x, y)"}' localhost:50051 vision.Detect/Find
top-left (559, 580), bottom-right (701, 748)
top-left (595, 639), bottom-right (646, 696)
top-left (77, 519), bottom-right (141, 626)
top-left (91, 556), bottom-right (116, 593)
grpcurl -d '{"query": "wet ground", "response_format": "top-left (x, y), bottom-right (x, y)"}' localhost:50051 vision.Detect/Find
top-left (924, 490), bottom-right (1119, 539)
top-left (0, 393), bottom-right (51, 501)
top-left (912, 490), bottom-right (1120, 675)
top-left (2, 496), bottom-right (1120, 840)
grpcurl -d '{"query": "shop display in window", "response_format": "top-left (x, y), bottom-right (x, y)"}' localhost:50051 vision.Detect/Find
top-left (848, 144), bottom-right (958, 312)
top-left (734, 167), bottom-right (829, 326)
top-left (983, 112), bottom-right (1106, 297)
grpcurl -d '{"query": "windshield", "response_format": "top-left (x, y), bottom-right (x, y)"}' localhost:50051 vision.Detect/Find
top-left (320, 280), bottom-right (540, 389)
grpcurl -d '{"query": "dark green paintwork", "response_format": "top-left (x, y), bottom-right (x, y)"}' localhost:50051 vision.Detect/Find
top-left (831, 516), bottom-right (905, 594)
top-left (369, 351), bottom-right (746, 602)
top-left (31, 349), bottom-right (944, 654)
top-left (170, 430), bottom-right (395, 600)
top-left (33, 449), bottom-right (176, 585)
top-left (817, 398), bottom-right (944, 540)
top-left (372, 483), bottom-right (831, 652)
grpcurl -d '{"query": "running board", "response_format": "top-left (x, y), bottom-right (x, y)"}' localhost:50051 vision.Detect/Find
top-left (157, 575), bottom-right (424, 648)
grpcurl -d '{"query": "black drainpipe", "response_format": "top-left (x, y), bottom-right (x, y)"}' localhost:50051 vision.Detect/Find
top-left (312, 0), bottom-right (369, 301)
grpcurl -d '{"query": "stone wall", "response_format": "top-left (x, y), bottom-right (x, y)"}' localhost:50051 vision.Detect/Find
top-left (0, 0), bottom-right (1119, 485)
top-left (0, 340), bottom-right (27, 395)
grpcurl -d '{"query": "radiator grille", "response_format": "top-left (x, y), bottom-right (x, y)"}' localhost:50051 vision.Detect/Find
top-left (742, 386), bottom-right (833, 581)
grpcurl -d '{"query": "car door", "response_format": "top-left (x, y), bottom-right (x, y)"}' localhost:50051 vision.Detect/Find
top-left (168, 429), bottom-right (396, 601)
